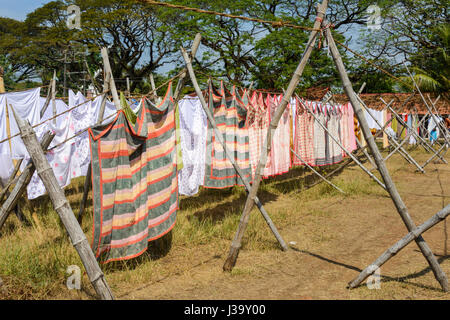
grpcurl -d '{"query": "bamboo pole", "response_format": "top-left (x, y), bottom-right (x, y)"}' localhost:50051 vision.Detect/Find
top-left (40, 84), bottom-right (52, 118)
top-left (405, 63), bottom-right (450, 149)
top-left (355, 136), bottom-right (378, 169)
top-left (0, 158), bottom-right (23, 203)
top-left (348, 204), bottom-right (450, 289)
top-left (173, 33), bottom-right (202, 104)
top-left (223, 0), bottom-right (328, 272)
top-left (11, 107), bottom-right (114, 300)
top-left (97, 72), bottom-right (111, 126)
top-left (386, 97), bottom-right (445, 157)
top-left (386, 102), bottom-right (447, 165)
top-left (78, 35), bottom-right (202, 224)
top-left (100, 48), bottom-right (121, 110)
top-left (291, 148), bottom-right (345, 194)
top-left (325, 25), bottom-right (449, 292)
top-left (0, 131), bottom-right (55, 230)
top-left (77, 71), bottom-right (112, 224)
top-left (84, 58), bottom-right (98, 95)
top-left (382, 109), bottom-right (389, 148)
top-left (126, 77), bottom-right (130, 98)
top-left (426, 95), bottom-right (449, 145)
top-left (298, 97), bottom-right (387, 190)
top-left (357, 96), bottom-right (425, 173)
top-left (0, 66), bottom-right (5, 93)
top-left (180, 46), bottom-right (288, 253)
top-left (51, 70), bottom-right (57, 125)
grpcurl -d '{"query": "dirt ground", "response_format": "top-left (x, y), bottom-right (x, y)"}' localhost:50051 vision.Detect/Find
top-left (109, 149), bottom-right (450, 300)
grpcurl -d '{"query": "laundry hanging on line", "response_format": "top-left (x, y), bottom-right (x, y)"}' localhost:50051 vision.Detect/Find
top-left (203, 81), bottom-right (252, 189)
top-left (88, 83), bottom-right (178, 263)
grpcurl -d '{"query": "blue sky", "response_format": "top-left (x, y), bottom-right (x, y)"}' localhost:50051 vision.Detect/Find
top-left (0, 0), bottom-right (52, 20)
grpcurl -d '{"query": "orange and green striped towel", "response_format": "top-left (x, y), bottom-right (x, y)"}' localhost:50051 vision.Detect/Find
top-left (88, 83), bottom-right (178, 263)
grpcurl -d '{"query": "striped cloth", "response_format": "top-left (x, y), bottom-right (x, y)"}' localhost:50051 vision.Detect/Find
top-left (313, 103), bottom-right (328, 166)
top-left (293, 98), bottom-right (315, 166)
top-left (271, 94), bottom-right (291, 175)
top-left (203, 82), bottom-right (251, 188)
top-left (328, 107), bottom-right (343, 164)
top-left (88, 83), bottom-right (178, 263)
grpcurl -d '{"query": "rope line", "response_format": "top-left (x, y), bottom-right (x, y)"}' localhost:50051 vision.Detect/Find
top-left (137, 0), bottom-right (414, 92)
top-left (46, 111), bottom-right (119, 153)
top-left (0, 90), bottom-right (109, 146)
top-left (136, 0), bottom-right (319, 31)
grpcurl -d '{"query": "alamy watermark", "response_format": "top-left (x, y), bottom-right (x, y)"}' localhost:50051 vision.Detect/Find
top-left (66, 265), bottom-right (81, 290)
top-left (366, 265), bottom-right (381, 290)
top-left (366, 5), bottom-right (383, 31)
top-left (67, 5), bottom-right (81, 30)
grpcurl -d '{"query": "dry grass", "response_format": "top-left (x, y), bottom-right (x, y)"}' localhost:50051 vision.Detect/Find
top-left (0, 145), bottom-right (449, 300)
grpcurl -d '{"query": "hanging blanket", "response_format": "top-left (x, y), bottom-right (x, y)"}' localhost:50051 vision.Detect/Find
top-left (203, 82), bottom-right (251, 188)
top-left (88, 83), bottom-right (178, 263)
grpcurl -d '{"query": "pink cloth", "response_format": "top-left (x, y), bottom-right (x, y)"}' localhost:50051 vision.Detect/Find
top-left (346, 103), bottom-right (357, 153)
top-left (270, 94), bottom-right (291, 175)
top-left (293, 98), bottom-right (315, 166)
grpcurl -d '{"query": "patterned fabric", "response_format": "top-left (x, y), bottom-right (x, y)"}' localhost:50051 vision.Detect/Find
top-left (272, 94), bottom-right (291, 175)
top-left (293, 98), bottom-right (315, 166)
top-left (328, 107), bottom-right (343, 164)
top-left (203, 82), bottom-right (251, 188)
top-left (247, 91), bottom-right (261, 180)
top-left (88, 83), bottom-right (178, 263)
top-left (178, 97), bottom-right (207, 196)
top-left (264, 94), bottom-right (277, 177)
top-left (313, 103), bottom-right (327, 166)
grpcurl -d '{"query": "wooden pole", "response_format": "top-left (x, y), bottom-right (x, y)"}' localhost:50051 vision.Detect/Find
top-left (180, 46), bottom-right (288, 253)
top-left (348, 204), bottom-right (450, 289)
top-left (291, 148), bottom-right (345, 194)
top-left (357, 96), bottom-right (425, 173)
top-left (0, 158), bottom-right (24, 203)
top-left (382, 109), bottom-right (389, 149)
top-left (149, 73), bottom-right (159, 102)
top-left (405, 63), bottom-right (450, 149)
top-left (298, 97), bottom-right (387, 190)
top-left (97, 72), bottom-right (111, 125)
top-left (222, 0), bottom-right (329, 272)
top-left (84, 58), bottom-right (98, 95)
top-left (40, 84), bottom-right (52, 118)
top-left (100, 48), bottom-right (121, 110)
top-left (173, 34), bottom-right (202, 104)
top-left (0, 131), bottom-right (55, 230)
top-left (426, 95), bottom-right (449, 145)
top-left (11, 107), bottom-right (114, 300)
top-left (0, 66), bottom-right (5, 93)
top-left (325, 25), bottom-right (449, 292)
top-left (77, 71), bottom-right (112, 224)
top-left (51, 70), bottom-right (57, 125)
top-left (126, 77), bottom-right (130, 98)
top-left (78, 35), bottom-right (202, 225)
top-left (386, 102), bottom-right (447, 165)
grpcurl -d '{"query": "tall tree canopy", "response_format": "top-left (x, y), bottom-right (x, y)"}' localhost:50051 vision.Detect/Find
top-left (0, 0), bottom-right (447, 94)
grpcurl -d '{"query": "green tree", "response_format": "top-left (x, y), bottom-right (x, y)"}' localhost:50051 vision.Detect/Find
top-left (360, 0), bottom-right (449, 92)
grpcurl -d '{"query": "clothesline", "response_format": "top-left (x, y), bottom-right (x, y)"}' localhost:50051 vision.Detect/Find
top-left (46, 110), bottom-right (120, 153)
top-left (0, 89), bottom-right (110, 147)
top-left (0, 84), bottom-right (50, 95)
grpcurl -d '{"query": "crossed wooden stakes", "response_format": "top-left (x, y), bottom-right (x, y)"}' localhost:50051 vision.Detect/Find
top-left (382, 96), bottom-right (448, 171)
top-left (175, 0), bottom-right (449, 293)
